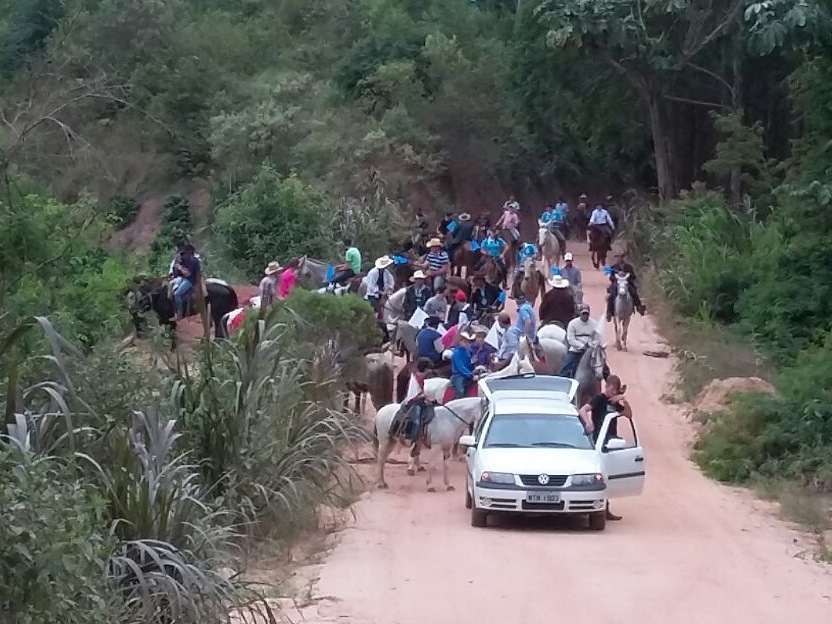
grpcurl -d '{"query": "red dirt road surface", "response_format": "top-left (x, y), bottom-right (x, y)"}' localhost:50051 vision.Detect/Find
top-left (292, 247), bottom-right (831, 624)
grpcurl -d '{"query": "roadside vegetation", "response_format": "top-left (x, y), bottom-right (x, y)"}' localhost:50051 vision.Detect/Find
top-left (3, 0), bottom-right (832, 616)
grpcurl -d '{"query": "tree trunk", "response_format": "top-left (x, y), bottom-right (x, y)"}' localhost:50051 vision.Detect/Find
top-left (729, 38), bottom-right (743, 209)
top-left (646, 92), bottom-right (677, 202)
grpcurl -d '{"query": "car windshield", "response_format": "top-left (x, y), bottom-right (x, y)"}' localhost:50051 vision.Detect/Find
top-left (483, 414), bottom-right (593, 450)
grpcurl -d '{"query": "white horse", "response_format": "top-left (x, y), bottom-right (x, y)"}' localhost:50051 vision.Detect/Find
top-left (613, 272), bottom-right (634, 351)
top-left (538, 225), bottom-right (564, 276)
top-left (374, 397), bottom-right (482, 491)
top-left (519, 335), bottom-right (567, 375)
top-left (380, 288), bottom-right (406, 344)
top-left (537, 322), bottom-right (568, 344)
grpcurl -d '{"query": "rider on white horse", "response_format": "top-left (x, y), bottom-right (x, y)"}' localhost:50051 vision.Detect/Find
top-left (606, 250), bottom-right (647, 321)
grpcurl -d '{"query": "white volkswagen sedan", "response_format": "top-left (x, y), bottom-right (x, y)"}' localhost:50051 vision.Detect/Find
top-left (459, 391), bottom-right (645, 531)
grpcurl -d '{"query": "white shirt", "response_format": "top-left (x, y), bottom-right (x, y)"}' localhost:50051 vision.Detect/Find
top-left (589, 207), bottom-right (614, 228)
top-left (363, 267), bottom-right (395, 298)
top-left (404, 374), bottom-right (423, 403)
top-left (566, 317), bottom-right (598, 352)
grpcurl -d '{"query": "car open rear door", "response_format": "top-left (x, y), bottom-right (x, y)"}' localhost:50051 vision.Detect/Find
top-left (596, 413), bottom-right (645, 498)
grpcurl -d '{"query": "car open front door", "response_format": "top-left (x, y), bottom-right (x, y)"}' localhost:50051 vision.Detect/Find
top-left (596, 414), bottom-right (645, 498)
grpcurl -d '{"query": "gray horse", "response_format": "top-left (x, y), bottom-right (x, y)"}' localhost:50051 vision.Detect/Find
top-left (574, 339), bottom-right (608, 408)
top-left (613, 272), bottom-right (634, 351)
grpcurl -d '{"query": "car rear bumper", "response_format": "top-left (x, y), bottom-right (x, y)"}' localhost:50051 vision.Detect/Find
top-left (472, 484), bottom-right (607, 514)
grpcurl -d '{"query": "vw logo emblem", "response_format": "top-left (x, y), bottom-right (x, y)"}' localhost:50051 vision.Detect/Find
top-left (537, 474), bottom-right (549, 485)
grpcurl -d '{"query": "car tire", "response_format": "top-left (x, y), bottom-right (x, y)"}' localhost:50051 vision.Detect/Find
top-left (471, 506), bottom-right (488, 528)
top-left (589, 511), bottom-right (606, 531)
top-left (465, 487), bottom-right (472, 509)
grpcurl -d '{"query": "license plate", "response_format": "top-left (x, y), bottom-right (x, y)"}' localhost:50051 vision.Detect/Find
top-left (526, 491), bottom-right (560, 504)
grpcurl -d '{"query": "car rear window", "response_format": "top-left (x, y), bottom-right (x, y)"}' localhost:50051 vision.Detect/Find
top-left (483, 414), bottom-right (593, 450)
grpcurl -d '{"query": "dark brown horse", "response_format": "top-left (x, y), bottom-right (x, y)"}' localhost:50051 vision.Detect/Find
top-left (499, 229), bottom-right (520, 275)
top-left (451, 241), bottom-right (479, 278)
top-left (481, 255), bottom-right (507, 289)
top-left (588, 225), bottom-right (612, 269)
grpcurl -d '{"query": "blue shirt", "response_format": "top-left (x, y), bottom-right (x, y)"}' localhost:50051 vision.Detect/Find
top-left (540, 209), bottom-right (554, 223)
top-left (518, 242), bottom-right (537, 261)
top-left (551, 208), bottom-right (565, 222)
top-left (515, 301), bottom-right (537, 342)
top-left (480, 237), bottom-right (506, 257)
top-left (555, 201), bottom-right (569, 214)
top-left (416, 328), bottom-right (443, 364)
top-left (451, 345), bottom-right (475, 379)
top-left (497, 326), bottom-right (522, 360)
top-left (469, 342), bottom-right (496, 368)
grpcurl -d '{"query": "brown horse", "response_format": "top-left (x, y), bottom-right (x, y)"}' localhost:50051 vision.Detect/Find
top-left (510, 257), bottom-right (546, 307)
top-left (588, 225), bottom-right (612, 269)
top-left (451, 241), bottom-right (479, 278)
top-left (499, 229), bottom-right (520, 275)
top-left (481, 255), bottom-right (507, 288)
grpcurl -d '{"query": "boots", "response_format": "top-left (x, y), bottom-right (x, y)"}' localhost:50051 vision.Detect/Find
top-left (606, 502), bottom-right (622, 521)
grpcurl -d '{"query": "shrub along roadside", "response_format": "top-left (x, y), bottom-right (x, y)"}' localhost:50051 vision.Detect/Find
top-left (0, 307), bottom-right (369, 622)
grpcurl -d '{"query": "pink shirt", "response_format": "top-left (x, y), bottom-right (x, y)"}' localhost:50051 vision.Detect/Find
top-left (441, 325), bottom-right (459, 350)
top-left (278, 267), bottom-right (297, 299)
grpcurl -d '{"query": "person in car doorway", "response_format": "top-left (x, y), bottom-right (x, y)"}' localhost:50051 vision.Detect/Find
top-left (578, 374), bottom-right (631, 522)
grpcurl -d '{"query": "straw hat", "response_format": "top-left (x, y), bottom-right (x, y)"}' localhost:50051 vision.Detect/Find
top-left (264, 261), bottom-right (282, 275)
top-left (427, 237), bottom-right (442, 248)
top-left (410, 270), bottom-right (427, 281)
top-left (471, 324), bottom-right (488, 335)
top-left (458, 330), bottom-right (475, 341)
top-left (374, 255), bottom-right (394, 269)
top-left (458, 212), bottom-right (472, 222)
top-left (549, 275), bottom-right (570, 289)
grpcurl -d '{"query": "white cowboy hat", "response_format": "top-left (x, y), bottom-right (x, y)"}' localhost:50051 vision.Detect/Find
top-left (374, 255), bottom-right (394, 269)
top-left (549, 275), bottom-right (570, 289)
top-left (410, 270), bottom-right (427, 281)
top-left (264, 261), bottom-right (282, 275)
top-left (458, 212), bottom-right (472, 221)
top-left (459, 330), bottom-right (475, 341)
top-left (564, 252), bottom-right (573, 261)
top-left (579, 193), bottom-right (588, 199)
top-left (427, 237), bottom-right (443, 248)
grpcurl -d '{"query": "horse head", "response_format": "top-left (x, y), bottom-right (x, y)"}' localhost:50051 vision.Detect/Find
top-left (585, 340), bottom-right (607, 381)
top-left (615, 273), bottom-right (631, 298)
top-left (537, 226), bottom-right (548, 247)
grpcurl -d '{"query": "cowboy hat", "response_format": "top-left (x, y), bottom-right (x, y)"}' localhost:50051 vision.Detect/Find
top-left (458, 330), bottom-right (475, 341)
top-left (471, 324), bottom-right (488, 335)
top-left (374, 255), bottom-right (394, 269)
top-left (549, 275), bottom-right (570, 289)
top-left (264, 261), bottom-right (282, 275)
top-left (458, 212), bottom-right (472, 221)
top-left (410, 270), bottom-right (427, 281)
top-left (579, 193), bottom-right (588, 199)
top-left (427, 237), bottom-right (442, 248)
top-left (564, 252), bottom-right (573, 261)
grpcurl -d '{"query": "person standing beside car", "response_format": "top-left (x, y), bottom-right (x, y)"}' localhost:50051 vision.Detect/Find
top-left (579, 374), bottom-right (631, 522)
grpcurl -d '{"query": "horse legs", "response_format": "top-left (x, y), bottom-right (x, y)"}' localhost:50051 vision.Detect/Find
top-left (622, 316), bottom-right (631, 351)
top-left (614, 317), bottom-right (622, 351)
top-left (442, 447), bottom-right (454, 491)
top-left (407, 443), bottom-right (420, 476)
top-left (376, 436), bottom-right (394, 489)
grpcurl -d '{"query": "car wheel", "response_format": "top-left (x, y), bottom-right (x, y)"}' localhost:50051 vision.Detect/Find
top-left (589, 511), bottom-right (606, 531)
top-left (471, 504), bottom-right (488, 528)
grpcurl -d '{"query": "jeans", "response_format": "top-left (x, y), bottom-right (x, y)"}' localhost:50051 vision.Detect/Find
top-left (330, 268), bottom-right (356, 287)
top-left (173, 278), bottom-right (195, 317)
top-left (407, 403), bottom-right (423, 443)
top-left (558, 350), bottom-right (584, 378)
top-left (450, 374), bottom-right (473, 399)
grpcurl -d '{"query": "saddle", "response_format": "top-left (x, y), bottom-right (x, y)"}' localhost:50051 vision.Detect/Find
top-left (389, 401), bottom-right (436, 448)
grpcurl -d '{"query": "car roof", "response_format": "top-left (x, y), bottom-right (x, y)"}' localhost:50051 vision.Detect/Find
top-left (479, 374), bottom-right (579, 402)
top-left (491, 397), bottom-right (580, 417)
top-left (487, 389), bottom-right (573, 404)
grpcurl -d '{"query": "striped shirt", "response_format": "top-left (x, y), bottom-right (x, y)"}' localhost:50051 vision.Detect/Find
top-left (426, 250), bottom-right (449, 271)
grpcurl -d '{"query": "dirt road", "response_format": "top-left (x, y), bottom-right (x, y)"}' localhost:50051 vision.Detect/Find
top-left (299, 248), bottom-right (831, 624)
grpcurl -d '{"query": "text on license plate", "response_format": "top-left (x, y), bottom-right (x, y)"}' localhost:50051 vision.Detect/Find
top-left (526, 491), bottom-right (560, 503)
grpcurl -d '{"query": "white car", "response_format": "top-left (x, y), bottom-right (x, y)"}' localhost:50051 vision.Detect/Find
top-left (460, 375), bottom-right (645, 531)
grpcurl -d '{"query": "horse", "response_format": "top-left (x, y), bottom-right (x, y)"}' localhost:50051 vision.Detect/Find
top-left (127, 277), bottom-right (238, 349)
top-left (379, 287), bottom-right (406, 345)
top-left (613, 272), bottom-right (634, 351)
top-left (588, 225), bottom-right (612, 270)
top-left (538, 226), bottom-right (565, 276)
top-left (374, 397), bottom-right (482, 491)
top-left (516, 335), bottom-right (566, 375)
top-left (499, 229), bottom-right (520, 274)
top-left (451, 241), bottom-right (479, 278)
top-left (538, 321), bottom-right (568, 344)
top-left (481, 255), bottom-right (506, 288)
top-left (513, 256), bottom-right (546, 307)
top-left (345, 349), bottom-right (395, 416)
top-left (297, 255), bottom-right (364, 293)
top-left (575, 338), bottom-right (608, 408)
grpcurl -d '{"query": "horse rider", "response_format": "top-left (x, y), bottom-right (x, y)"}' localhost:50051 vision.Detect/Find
top-left (514, 291), bottom-right (539, 347)
top-left (495, 200), bottom-right (521, 246)
top-left (577, 193), bottom-right (590, 238)
top-left (606, 249), bottom-right (647, 320)
top-left (402, 357), bottom-right (433, 446)
top-left (259, 261), bottom-right (282, 308)
top-left (503, 195), bottom-right (521, 212)
top-left (469, 274), bottom-right (501, 319)
top-left (364, 255), bottom-right (396, 314)
top-left (450, 329), bottom-right (478, 399)
top-left (493, 312), bottom-right (521, 370)
top-left (560, 252), bottom-right (582, 290)
top-left (171, 243), bottom-right (202, 321)
top-left (328, 238), bottom-right (362, 289)
top-left (539, 204), bottom-right (555, 229)
top-left (476, 228), bottom-right (508, 275)
top-left (588, 203), bottom-right (615, 242)
top-left (446, 212), bottom-right (474, 259)
top-left (438, 211), bottom-right (456, 237)
top-left (539, 274), bottom-right (575, 328)
top-left (555, 196), bottom-right (570, 237)
top-left (473, 212), bottom-right (491, 241)
top-left (558, 303), bottom-right (598, 378)
top-left (424, 238), bottom-right (451, 291)
top-left (517, 241), bottom-right (538, 268)
top-left (403, 269), bottom-right (433, 319)
top-left (415, 316), bottom-right (446, 368)
top-left (447, 288), bottom-right (475, 328)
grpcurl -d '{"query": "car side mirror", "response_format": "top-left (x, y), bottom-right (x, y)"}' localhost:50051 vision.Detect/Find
top-left (604, 437), bottom-right (627, 451)
top-left (458, 435), bottom-right (476, 447)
